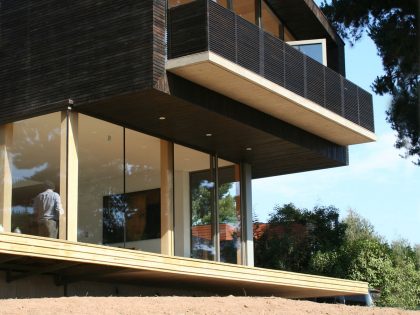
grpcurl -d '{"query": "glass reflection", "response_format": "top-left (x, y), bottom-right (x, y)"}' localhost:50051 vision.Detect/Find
top-left (78, 116), bottom-right (161, 253)
top-left (218, 159), bottom-right (241, 264)
top-left (123, 129), bottom-right (161, 252)
top-left (291, 43), bottom-right (323, 64)
top-left (174, 145), bottom-right (214, 261)
top-left (7, 112), bottom-right (62, 238)
top-left (78, 114), bottom-right (124, 244)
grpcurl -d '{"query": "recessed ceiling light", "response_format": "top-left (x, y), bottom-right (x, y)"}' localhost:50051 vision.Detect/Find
top-left (205, 133), bottom-right (212, 137)
top-left (246, 147), bottom-right (252, 151)
top-left (159, 116), bottom-right (166, 120)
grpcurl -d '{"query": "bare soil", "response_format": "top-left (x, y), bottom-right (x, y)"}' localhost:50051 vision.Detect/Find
top-left (0, 296), bottom-right (419, 315)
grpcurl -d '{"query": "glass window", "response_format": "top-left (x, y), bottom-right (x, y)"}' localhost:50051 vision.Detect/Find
top-left (6, 112), bottom-right (63, 238)
top-left (174, 144), bottom-right (214, 261)
top-left (288, 40), bottom-right (326, 65)
top-left (124, 129), bottom-right (161, 252)
top-left (78, 114), bottom-right (124, 245)
top-left (232, 0), bottom-right (256, 24)
top-left (262, 1), bottom-right (281, 38)
top-left (218, 159), bottom-right (241, 264)
top-left (78, 115), bottom-right (162, 253)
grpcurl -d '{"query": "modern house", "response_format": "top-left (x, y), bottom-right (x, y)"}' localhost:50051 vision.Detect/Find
top-left (0, 0), bottom-right (375, 298)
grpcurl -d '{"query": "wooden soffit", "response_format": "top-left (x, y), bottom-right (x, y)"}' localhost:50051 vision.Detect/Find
top-left (166, 52), bottom-right (376, 146)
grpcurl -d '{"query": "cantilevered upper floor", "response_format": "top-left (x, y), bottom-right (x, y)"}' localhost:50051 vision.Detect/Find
top-left (166, 0), bottom-right (376, 146)
top-left (0, 0), bottom-right (375, 179)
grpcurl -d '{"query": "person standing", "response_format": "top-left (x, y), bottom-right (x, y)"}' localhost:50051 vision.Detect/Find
top-left (33, 181), bottom-right (64, 238)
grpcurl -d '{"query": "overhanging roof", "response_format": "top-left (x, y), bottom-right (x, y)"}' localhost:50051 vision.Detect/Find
top-left (166, 52), bottom-right (376, 146)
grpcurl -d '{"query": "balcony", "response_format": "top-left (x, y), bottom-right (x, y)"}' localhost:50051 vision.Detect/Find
top-left (167, 0), bottom-right (376, 146)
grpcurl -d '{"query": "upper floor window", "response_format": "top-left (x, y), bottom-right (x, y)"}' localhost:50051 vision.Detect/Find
top-left (288, 39), bottom-right (327, 65)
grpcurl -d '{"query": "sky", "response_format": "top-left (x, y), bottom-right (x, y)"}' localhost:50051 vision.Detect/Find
top-left (252, 36), bottom-right (420, 246)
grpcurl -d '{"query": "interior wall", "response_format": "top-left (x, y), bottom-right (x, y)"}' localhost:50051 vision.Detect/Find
top-left (174, 170), bottom-right (190, 257)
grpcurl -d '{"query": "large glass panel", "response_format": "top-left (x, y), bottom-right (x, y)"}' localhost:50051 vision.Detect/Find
top-left (124, 129), bottom-right (161, 253)
top-left (262, 1), bottom-right (281, 38)
top-left (78, 114), bottom-right (124, 245)
top-left (174, 145), bottom-right (214, 261)
top-left (7, 112), bottom-right (62, 238)
top-left (289, 41), bottom-right (325, 65)
top-left (218, 159), bottom-right (241, 264)
top-left (232, 0), bottom-right (256, 24)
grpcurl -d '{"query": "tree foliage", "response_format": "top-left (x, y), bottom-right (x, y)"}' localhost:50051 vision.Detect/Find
top-left (191, 182), bottom-right (237, 225)
top-left (254, 203), bottom-right (346, 273)
top-left (254, 204), bottom-right (420, 309)
top-left (321, 0), bottom-right (419, 164)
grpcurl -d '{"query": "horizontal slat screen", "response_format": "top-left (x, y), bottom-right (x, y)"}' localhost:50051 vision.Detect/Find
top-left (168, 0), bottom-right (374, 133)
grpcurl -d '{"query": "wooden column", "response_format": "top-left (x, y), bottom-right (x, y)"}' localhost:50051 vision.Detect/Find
top-left (59, 111), bottom-right (78, 241)
top-left (0, 124), bottom-right (13, 233)
top-left (160, 140), bottom-right (174, 256)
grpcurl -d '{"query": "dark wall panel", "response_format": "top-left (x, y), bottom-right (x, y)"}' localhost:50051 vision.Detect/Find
top-left (0, 0), bottom-right (164, 124)
top-left (168, 0), bottom-right (208, 59)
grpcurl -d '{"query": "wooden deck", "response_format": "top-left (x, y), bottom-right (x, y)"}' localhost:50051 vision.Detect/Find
top-left (0, 233), bottom-right (368, 298)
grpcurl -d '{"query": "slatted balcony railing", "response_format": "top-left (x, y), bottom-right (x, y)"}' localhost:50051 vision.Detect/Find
top-left (168, 0), bottom-right (374, 132)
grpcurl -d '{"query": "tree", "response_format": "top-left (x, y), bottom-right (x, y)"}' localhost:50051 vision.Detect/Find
top-left (312, 211), bottom-right (420, 309)
top-left (254, 203), bottom-right (346, 273)
top-left (321, 0), bottom-right (419, 164)
top-left (255, 205), bottom-right (420, 309)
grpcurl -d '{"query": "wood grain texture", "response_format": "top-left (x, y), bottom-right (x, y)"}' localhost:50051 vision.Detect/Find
top-left (167, 1), bottom-right (374, 132)
top-left (0, 0), bottom-right (165, 124)
top-left (0, 232), bottom-right (368, 298)
top-left (77, 79), bottom-right (348, 179)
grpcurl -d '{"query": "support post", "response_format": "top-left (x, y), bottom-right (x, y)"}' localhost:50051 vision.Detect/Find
top-left (241, 163), bottom-right (254, 266)
top-left (0, 124), bottom-right (13, 233)
top-left (160, 140), bottom-right (174, 256)
top-left (59, 110), bottom-right (78, 241)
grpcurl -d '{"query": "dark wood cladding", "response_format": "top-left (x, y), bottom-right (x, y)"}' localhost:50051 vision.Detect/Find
top-left (0, 0), bottom-right (167, 124)
top-left (168, 0), bottom-right (208, 59)
top-left (168, 0), bottom-right (375, 133)
top-left (80, 78), bottom-right (348, 179)
top-left (167, 73), bottom-right (348, 172)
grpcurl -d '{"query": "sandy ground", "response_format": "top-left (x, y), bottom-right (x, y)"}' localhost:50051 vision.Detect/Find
top-left (0, 297), bottom-right (419, 315)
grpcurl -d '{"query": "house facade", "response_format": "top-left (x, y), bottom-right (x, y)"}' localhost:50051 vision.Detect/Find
top-left (0, 0), bottom-right (374, 298)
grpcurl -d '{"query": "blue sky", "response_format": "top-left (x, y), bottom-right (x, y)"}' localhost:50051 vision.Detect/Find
top-left (252, 36), bottom-right (420, 245)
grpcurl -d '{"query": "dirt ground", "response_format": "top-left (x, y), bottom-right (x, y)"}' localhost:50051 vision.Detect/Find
top-left (0, 296), bottom-right (419, 315)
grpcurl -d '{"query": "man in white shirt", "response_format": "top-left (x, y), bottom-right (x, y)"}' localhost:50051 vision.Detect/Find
top-left (33, 181), bottom-right (64, 238)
